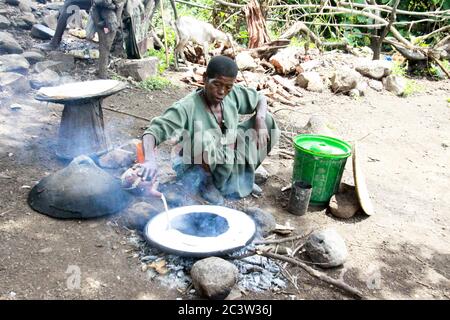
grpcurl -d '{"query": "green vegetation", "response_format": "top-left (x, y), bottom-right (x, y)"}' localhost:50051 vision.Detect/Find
top-left (145, 48), bottom-right (174, 74)
top-left (139, 76), bottom-right (173, 91)
top-left (403, 79), bottom-right (424, 97)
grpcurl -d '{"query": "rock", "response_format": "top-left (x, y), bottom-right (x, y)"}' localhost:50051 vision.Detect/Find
top-left (235, 51), bottom-right (257, 71)
top-left (301, 115), bottom-right (333, 136)
top-left (0, 72), bottom-right (30, 93)
top-left (254, 165), bottom-right (269, 184)
top-left (120, 201), bottom-right (161, 230)
top-left (356, 60), bottom-right (392, 80)
top-left (296, 71), bottom-right (324, 92)
top-left (22, 50), bottom-right (45, 64)
top-left (47, 51), bottom-right (75, 70)
top-left (305, 228), bottom-right (348, 268)
top-left (300, 60), bottom-right (320, 72)
top-left (18, 0), bottom-right (33, 13)
top-left (116, 57), bottom-right (159, 81)
top-left (349, 88), bottom-right (360, 98)
top-left (29, 68), bottom-right (60, 89)
top-left (330, 68), bottom-right (359, 93)
top-left (98, 148), bottom-right (135, 169)
top-left (42, 11), bottom-right (58, 30)
top-left (33, 56), bottom-right (74, 73)
top-left (31, 24), bottom-right (55, 40)
top-left (0, 54), bottom-right (29, 74)
top-left (368, 79), bottom-right (383, 92)
top-left (5, 0), bottom-right (20, 6)
top-left (45, 2), bottom-right (64, 11)
top-left (329, 183), bottom-right (360, 219)
top-left (19, 13), bottom-right (36, 29)
top-left (355, 81), bottom-right (368, 96)
top-left (349, 46), bottom-right (373, 58)
top-left (0, 15), bottom-right (11, 29)
top-left (33, 60), bottom-right (62, 73)
top-left (0, 31), bottom-right (23, 53)
top-left (383, 75), bottom-right (406, 96)
top-left (191, 257), bottom-right (238, 300)
top-left (244, 207), bottom-right (276, 237)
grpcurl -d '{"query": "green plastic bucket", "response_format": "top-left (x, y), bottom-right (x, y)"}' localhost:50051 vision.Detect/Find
top-left (292, 134), bottom-right (352, 206)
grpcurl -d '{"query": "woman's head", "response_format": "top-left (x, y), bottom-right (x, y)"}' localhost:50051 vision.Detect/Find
top-left (203, 56), bottom-right (238, 106)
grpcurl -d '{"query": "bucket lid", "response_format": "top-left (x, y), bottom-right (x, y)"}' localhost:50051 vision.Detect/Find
top-left (293, 134), bottom-right (352, 158)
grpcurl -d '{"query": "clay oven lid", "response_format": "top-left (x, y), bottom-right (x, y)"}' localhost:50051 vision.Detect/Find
top-left (28, 156), bottom-right (131, 219)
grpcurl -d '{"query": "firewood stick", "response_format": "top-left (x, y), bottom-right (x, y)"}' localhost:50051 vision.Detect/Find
top-left (255, 250), bottom-right (366, 300)
top-left (274, 93), bottom-right (297, 106)
top-left (103, 106), bottom-right (150, 122)
top-left (254, 232), bottom-right (311, 245)
top-left (272, 75), bottom-right (303, 97)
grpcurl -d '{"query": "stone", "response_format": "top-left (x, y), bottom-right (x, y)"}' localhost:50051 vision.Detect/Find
top-left (33, 60), bottom-right (62, 73)
top-left (244, 207), bottom-right (276, 238)
top-left (47, 51), bottom-right (75, 70)
top-left (355, 81), bottom-right (368, 96)
top-left (304, 228), bottom-right (348, 268)
top-left (120, 201), bottom-right (161, 231)
top-left (20, 13), bottom-right (36, 29)
top-left (254, 165), bottom-right (269, 184)
top-left (0, 54), bottom-right (29, 73)
top-left (29, 68), bottom-right (60, 89)
top-left (235, 51), bottom-right (257, 71)
top-left (300, 60), bottom-right (320, 72)
top-left (329, 183), bottom-right (360, 219)
top-left (368, 79), bottom-right (383, 92)
top-left (116, 57), bottom-right (159, 81)
top-left (0, 31), bottom-right (23, 54)
top-left (330, 68), bottom-right (359, 93)
top-left (383, 75), bottom-right (406, 96)
top-left (349, 88), bottom-right (360, 98)
top-left (18, 0), bottom-right (33, 13)
top-left (45, 2), bottom-right (64, 11)
top-left (42, 11), bottom-right (58, 30)
top-left (0, 15), bottom-right (11, 29)
top-left (301, 115), bottom-right (333, 136)
top-left (98, 148), bottom-right (135, 169)
top-left (356, 60), bottom-right (392, 80)
top-left (31, 24), bottom-right (55, 40)
top-left (22, 51), bottom-right (45, 64)
top-left (5, 0), bottom-right (20, 6)
top-left (33, 56), bottom-right (74, 73)
top-left (190, 257), bottom-right (238, 300)
top-left (296, 71), bottom-right (324, 92)
top-left (0, 72), bottom-right (30, 93)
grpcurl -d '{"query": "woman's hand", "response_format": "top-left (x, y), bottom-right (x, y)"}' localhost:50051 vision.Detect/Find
top-left (254, 117), bottom-right (269, 149)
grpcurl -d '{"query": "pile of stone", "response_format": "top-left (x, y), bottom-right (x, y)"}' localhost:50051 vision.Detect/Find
top-left (126, 229), bottom-right (287, 300)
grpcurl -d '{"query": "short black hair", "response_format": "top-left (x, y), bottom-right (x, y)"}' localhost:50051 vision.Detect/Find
top-left (206, 56), bottom-right (238, 79)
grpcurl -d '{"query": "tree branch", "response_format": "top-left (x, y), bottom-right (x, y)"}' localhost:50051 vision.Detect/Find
top-left (256, 250), bottom-right (366, 300)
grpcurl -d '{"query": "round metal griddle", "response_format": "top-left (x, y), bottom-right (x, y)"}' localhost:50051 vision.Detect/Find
top-left (144, 205), bottom-right (256, 257)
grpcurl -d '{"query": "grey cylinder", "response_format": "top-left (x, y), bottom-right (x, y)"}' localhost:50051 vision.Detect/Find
top-left (287, 181), bottom-right (312, 216)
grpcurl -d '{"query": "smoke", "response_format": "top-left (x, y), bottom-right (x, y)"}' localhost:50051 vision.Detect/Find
top-left (170, 212), bottom-right (230, 237)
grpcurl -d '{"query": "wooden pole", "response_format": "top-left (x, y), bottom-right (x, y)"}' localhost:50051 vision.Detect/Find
top-left (160, 0), bottom-right (170, 66)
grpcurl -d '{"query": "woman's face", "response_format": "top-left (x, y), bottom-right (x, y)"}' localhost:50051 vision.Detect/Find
top-left (203, 74), bottom-right (235, 106)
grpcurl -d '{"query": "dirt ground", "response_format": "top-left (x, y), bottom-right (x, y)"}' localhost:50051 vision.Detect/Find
top-left (1, 60), bottom-right (449, 300)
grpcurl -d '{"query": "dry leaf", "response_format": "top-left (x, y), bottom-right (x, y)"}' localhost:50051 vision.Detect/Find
top-left (148, 260), bottom-right (168, 275)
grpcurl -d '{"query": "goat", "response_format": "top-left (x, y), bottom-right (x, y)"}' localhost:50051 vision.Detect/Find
top-left (173, 16), bottom-right (232, 70)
